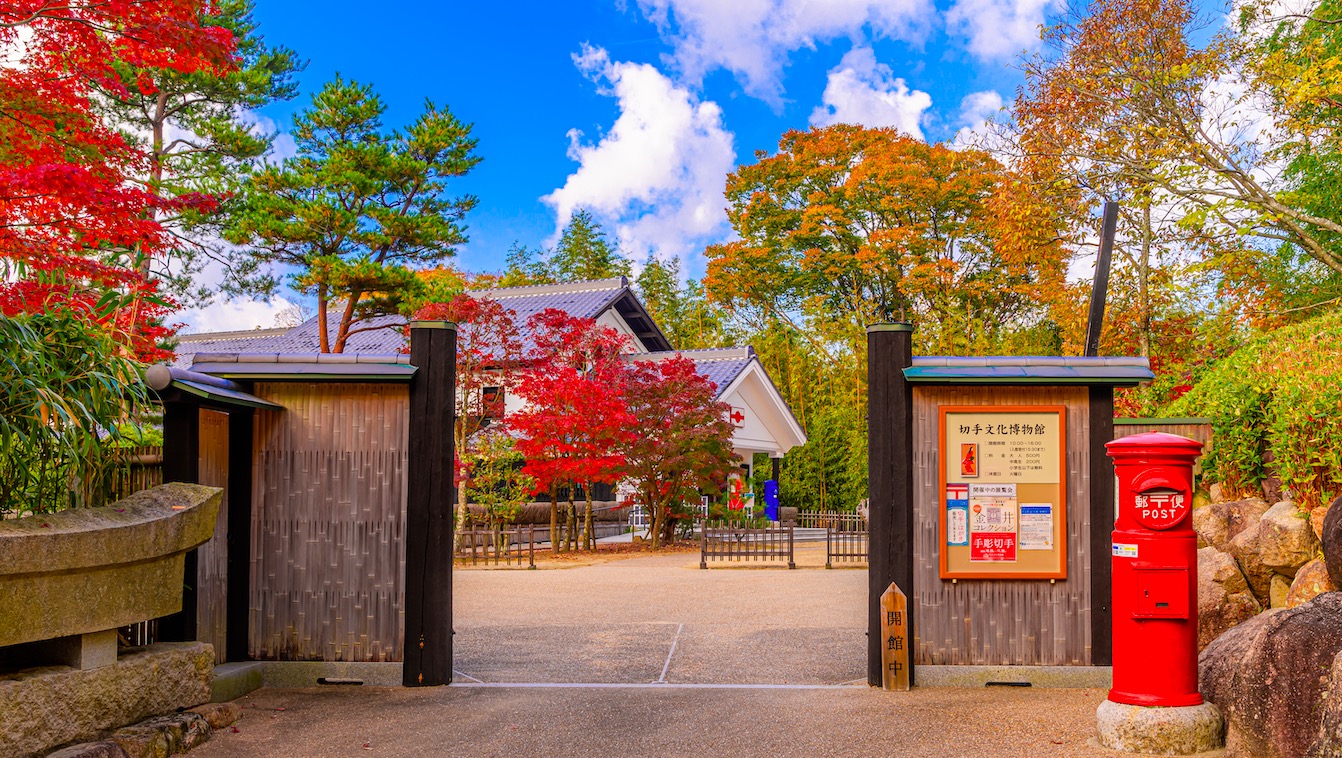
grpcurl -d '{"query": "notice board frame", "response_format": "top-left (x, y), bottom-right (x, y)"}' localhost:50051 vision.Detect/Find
top-left (937, 404), bottom-right (1068, 580)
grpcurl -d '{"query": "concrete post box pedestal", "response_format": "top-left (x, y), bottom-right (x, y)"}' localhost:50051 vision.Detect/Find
top-left (1097, 432), bottom-right (1224, 754)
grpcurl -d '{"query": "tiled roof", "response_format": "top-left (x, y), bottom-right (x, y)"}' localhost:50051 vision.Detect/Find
top-left (635, 347), bottom-right (754, 399)
top-left (171, 278), bottom-right (643, 365)
top-left (170, 327), bottom-right (294, 367)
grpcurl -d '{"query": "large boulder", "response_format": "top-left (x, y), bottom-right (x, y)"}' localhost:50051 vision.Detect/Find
top-left (1308, 650), bottom-right (1342, 757)
top-left (1198, 546), bottom-right (1262, 650)
top-left (1259, 501), bottom-right (1321, 577)
top-left (1288, 559), bottom-right (1337, 608)
top-left (1230, 522), bottom-right (1279, 605)
top-left (1200, 592), bottom-right (1342, 758)
top-left (1195, 497), bottom-right (1270, 552)
top-left (1325, 500), bottom-right (1342, 590)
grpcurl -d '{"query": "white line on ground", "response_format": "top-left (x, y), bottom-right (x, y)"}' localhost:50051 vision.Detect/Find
top-left (452, 670), bottom-right (484, 684)
top-left (449, 682), bottom-right (866, 690)
top-left (658, 623), bottom-right (683, 684)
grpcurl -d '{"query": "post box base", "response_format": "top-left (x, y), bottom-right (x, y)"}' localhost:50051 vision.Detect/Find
top-left (1097, 698), bottom-right (1224, 755)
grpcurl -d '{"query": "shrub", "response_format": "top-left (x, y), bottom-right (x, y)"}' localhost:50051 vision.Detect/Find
top-left (1166, 311), bottom-right (1342, 509)
top-left (0, 312), bottom-right (150, 516)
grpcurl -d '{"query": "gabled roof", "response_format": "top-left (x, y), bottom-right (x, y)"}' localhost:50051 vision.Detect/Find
top-left (634, 346), bottom-right (807, 456)
top-left (171, 277), bottom-right (671, 367)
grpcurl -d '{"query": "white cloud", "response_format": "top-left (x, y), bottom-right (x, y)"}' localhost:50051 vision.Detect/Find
top-left (636, 0), bottom-right (934, 103)
top-left (236, 109), bottom-right (298, 164)
top-left (176, 296), bottom-right (295, 334)
top-left (945, 0), bottom-right (1059, 60)
top-left (542, 45), bottom-right (737, 264)
top-left (809, 47), bottom-right (932, 139)
top-left (0, 25), bottom-right (33, 68)
top-left (951, 89), bottom-right (1005, 148)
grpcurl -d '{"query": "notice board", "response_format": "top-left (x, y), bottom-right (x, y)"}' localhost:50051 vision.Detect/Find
top-left (938, 405), bottom-right (1067, 580)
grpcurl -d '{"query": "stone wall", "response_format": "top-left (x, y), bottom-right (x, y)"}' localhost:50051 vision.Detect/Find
top-left (0, 642), bottom-right (213, 758)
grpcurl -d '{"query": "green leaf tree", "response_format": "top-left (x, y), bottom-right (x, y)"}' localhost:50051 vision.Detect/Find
top-left (464, 429), bottom-right (535, 531)
top-left (227, 76), bottom-right (480, 352)
top-left (636, 256), bottom-right (737, 350)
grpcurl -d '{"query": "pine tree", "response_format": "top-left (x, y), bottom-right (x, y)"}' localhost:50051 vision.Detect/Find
top-left (549, 210), bottom-right (631, 282)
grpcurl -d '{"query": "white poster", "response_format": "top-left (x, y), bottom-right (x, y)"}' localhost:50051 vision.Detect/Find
top-left (968, 483), bottom-right (1017, 533)
top-left (1019, 503), bottom-right (1054, 550)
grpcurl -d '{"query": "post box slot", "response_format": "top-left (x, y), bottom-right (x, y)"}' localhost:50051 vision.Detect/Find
top-left (1133, 567), bottom-right (1189, 619)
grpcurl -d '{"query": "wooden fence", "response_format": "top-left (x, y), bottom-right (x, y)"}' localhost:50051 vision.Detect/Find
top-left (826, 527), bottom-right (869, 568)
top-left (700, 526), bottom-right (795, 569)
top-left (456, 526), bottom-right (537, 568)
top-left (797, 511), bottom-right (867, 531)
top-left (109, 445), bottom-right (163, 503)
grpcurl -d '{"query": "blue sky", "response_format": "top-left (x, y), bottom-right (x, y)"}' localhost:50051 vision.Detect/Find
top-left (187, 0), bottom-right (1059, 331)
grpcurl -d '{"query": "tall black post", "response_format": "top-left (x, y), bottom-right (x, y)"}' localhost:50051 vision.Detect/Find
top-left (1089, 386), bottom-right (1116, 665)
top-left (159, 402), bottom-right (201, 642)
top-left (225, 407), bottom-right (254, 663)
top-left (1084, 201), bottom-right (1119, 357)
top-left (867, 323), bottom-right (915, 686)
top-left (404, 321), bottom-right (457, 687)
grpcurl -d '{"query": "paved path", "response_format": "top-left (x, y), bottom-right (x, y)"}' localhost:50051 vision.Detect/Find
top-left (193, 546), bottom-right (1128, 756)
top-left (192, 684), bottom-right (1118, 757)
top-left (452, 545), bottom-right (865, 685)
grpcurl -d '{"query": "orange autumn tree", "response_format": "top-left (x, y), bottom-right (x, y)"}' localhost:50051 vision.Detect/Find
top-left (1008, 0), bottom-right (1272, 413)
top-left (704, 125), bottom-right (1069, 360)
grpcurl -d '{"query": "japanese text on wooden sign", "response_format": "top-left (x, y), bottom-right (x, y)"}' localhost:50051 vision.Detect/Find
top-left (880, 583), bottom-right (910, 691)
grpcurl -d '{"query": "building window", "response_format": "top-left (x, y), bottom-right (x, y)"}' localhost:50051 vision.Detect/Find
top-left (482, 386), bottom-right (504, 422)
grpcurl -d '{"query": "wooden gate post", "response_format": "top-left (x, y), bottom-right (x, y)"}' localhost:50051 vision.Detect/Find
top-left (867, 323), bottom-right (915, 687)
top-left (158, 402), bottom-right (201, 643)
top-left (405, 321), bottom-right (457, 687)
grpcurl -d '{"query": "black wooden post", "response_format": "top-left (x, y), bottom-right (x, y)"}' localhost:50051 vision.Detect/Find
top-left (867, 323), bottom-right (914, 686)
top-left (225, 407), bottom-right (254, 663)
top-left (404, 320), bottom-right (457, 687)
top-left (1089, 386), bottom-right (1116, 665)
top-left (159, 401), bottom-right (201, 642)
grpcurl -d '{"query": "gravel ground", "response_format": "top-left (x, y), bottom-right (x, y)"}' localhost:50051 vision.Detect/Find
top-left (193, 547), bottom-right (1128, 756)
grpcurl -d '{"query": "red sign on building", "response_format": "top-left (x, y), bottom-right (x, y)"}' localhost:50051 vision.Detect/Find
top-left (970, 533), bottom-right (1017, 562)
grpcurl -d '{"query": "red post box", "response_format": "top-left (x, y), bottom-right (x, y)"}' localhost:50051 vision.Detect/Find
top-left (1105, 432), bottom-right (1204, 708)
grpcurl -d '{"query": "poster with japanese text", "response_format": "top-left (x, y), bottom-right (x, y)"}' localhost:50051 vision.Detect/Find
top-left (939, 406), bottom-right (1066, 579)
top-left (968, 483), bottom-right (1018, 562)
top-left (946, 484), bottom-right (969, 546)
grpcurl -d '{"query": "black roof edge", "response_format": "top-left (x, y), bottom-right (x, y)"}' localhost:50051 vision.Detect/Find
top-left (602, 288), bottom-right (673, 352)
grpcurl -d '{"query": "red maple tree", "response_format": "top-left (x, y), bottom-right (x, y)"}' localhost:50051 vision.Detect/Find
top-left (621, 356), bottom-right (736, 547)
top-left (412, 294), bottom-right (525, 536)
top-left (511, 309), bottom-right (634, 552)
top-left (0, 1), bottom-right (236, 359)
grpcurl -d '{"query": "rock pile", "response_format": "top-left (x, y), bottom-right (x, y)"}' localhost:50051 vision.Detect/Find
top-left (1196, 494), bottom-right (1342, 757)
top-left (1194, 496), bottom-right (1334, 650)
top-left (46, 703), bottom-right (242, 758)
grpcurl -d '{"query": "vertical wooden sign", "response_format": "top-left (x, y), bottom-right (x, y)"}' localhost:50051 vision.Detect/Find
top-left (880, 582), bottom-right (910, 691)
